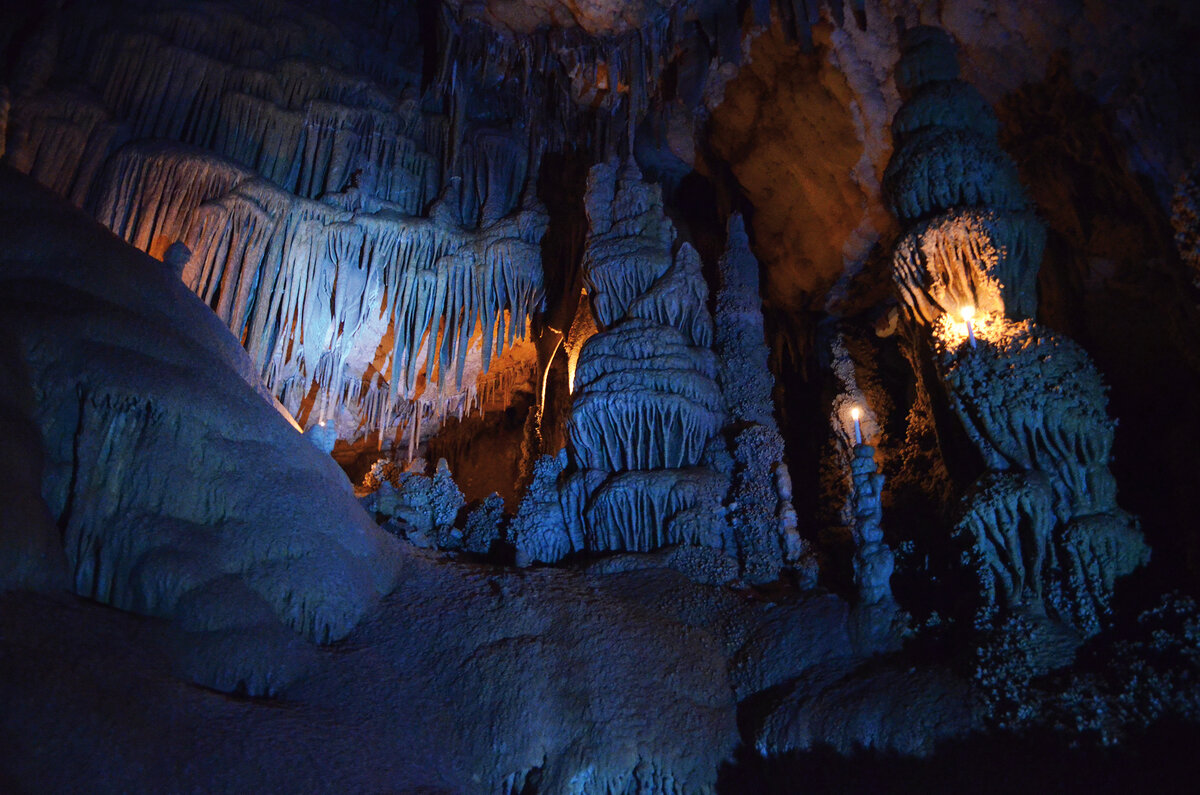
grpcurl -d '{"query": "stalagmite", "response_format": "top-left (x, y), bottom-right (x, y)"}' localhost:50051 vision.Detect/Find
top-left (885, 26), bottom-right (1148, 639)
top-left (849, 443), bottom-right (904, 647)
top-left (528, 157), bottom-right (739, 567)
top-left (580, 159), bottom-right (675, 327)
top-left (714, 214), bottom-right (777, 429)
top-left (714, 214), bottom-right (814, 583)
top-left (883, 126), bottom-right (1029, 222)
top-left (568, 319), bottom-right (723, 472)
top-left (511, 451), bottom-right (571, 565)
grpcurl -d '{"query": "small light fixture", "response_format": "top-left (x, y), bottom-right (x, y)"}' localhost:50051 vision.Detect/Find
top-left (961, 305), bottom-right (977, 349)
top-left (850, 406), bottom-right (863, 445)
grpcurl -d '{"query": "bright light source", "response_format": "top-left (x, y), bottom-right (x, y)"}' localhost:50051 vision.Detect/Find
top-left (960, 306), bottom-right (978, 349)
top-left (850, 406), bottom-right (862, 421)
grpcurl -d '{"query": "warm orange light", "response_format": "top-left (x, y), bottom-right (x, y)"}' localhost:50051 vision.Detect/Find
top-left (849, 404), bottom-right (864, 445)
top-left (961, 305), bottom-right (978, 348)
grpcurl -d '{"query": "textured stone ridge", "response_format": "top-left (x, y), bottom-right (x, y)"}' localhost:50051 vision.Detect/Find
top-left (0, 166), bottom-right (401, 694)
top-left (569, 318), bottom-right (723, 471)
top-left (885, 26), bottom-right (1147, 642)
top-left (932, 317), bottom-right (1117, 517)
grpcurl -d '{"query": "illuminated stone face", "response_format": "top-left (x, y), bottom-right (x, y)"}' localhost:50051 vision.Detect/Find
top-left (892, 207), bottom-right (1045, 324)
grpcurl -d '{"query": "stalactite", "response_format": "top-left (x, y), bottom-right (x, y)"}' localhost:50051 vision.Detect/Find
top-left (5, 90), bottom-right (118, 204)
top-left (90, 139), bottom-right (545, 442)
top-left (33, 4), bottom-right (439, 215)
top-left (93, 141), bottom-right (254, 258)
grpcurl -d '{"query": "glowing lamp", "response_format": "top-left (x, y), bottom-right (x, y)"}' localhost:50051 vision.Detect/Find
top-left (850, 406), bottom-right (863, 445)
top-left (961, 305), bottom-right (977, 349)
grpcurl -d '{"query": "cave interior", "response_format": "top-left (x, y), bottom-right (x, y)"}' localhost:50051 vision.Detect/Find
top-left (3, 0), bottom-right (1200, 791)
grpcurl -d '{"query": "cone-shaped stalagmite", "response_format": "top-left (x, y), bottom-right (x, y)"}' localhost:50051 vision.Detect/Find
top-left (538, 160), bottom-right (730, 563)
top-left (885, 27), bottom-right (1147, 636)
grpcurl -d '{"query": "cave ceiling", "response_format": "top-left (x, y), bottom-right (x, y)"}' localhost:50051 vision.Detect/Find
top-left (443, 0), bottom-right (685, 36)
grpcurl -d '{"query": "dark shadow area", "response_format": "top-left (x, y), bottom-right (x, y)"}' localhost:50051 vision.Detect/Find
top-left (1000, 52), bottom-right (1200, 587)
top-left (717, 720), bottom-right (1200, 794)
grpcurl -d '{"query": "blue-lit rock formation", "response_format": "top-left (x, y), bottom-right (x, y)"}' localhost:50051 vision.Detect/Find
top-left (886, 27), bottom-right (1148, 643)
top-left (0, 164), bottom-right (740, 793)
top-left (3, 0), bottom-right (1200, 788)
top-left (0, 166), bottom-right (401, 694)
top-left (531, 159), bottom-right (733, 562)
top-left (3, 0), bottom-right (547, 457)
top-left (715, 215), bottom-right (814, 584)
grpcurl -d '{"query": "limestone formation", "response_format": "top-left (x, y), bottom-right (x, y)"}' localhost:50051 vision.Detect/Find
top-left (83, 142), bottom-right (547, 447)
top-left (886, 27), bottom-right (1147, 638)
top-left (511, 450), bottom-right (570, 565)
top-left (714, 214), bottom-right (777, 430)
top-left (568, 318), bottom-right (723, 472)
top-left (933, 319), bottom-right (1121, 518)
top-left (530, 159), bottom-right (736, 564)
top-left (2, 2), bottom-right (1195, 784)
top-left (714, 214), bottom-right (813, 583)
top-left (0, 166), bottom-right (399, 694)
top-left (1, 0), bottom-right (553, 465)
